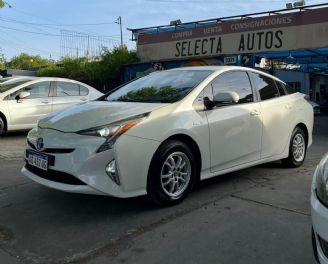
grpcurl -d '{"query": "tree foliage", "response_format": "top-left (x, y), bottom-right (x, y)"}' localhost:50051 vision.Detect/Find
top-left (7, 53), bottom-right (52, 70)
top-left (0, 0), bottom-right (5, 8)
top-left (37, 47), bottom-right (138, 83)
top-left (0, 53), bottom-right (6, 70)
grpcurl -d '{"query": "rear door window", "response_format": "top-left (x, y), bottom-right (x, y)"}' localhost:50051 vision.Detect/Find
top-left (252, 73), bottom-right (279, 101)
top-left (276, 82), bottom-right (287, 96)
top-left (56, 82), bottom-right (80, 96)
top-left (79, 85), bottom-right (89, 96)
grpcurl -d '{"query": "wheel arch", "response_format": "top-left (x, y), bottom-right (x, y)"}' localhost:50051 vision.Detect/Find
top-left (0, 111), bottom-right (8, 132)
top-left (295, 122), bottom-right (309, 146)
top-left (151, 133), bottom-right (202, 180)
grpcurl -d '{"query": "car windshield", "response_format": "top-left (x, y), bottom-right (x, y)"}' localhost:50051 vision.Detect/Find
top-left (105, 70), bottom-right (213, 103)
top-left (0, 78), bottom-right (34, 93)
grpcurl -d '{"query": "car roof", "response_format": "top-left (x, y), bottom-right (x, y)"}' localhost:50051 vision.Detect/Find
top-left (167, 66), bottom-right (283, 83)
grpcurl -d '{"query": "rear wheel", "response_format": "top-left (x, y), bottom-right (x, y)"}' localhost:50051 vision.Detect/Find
top-left (282, 127), bottom-right (307, 168)
top-left (147, 140), bottom-right (197, 206)
top-left (0, 116), bottom-right (5, 135)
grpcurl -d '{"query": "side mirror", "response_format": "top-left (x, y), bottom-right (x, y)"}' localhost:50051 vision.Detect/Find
top-left (204, 96), bottom-right (214, 110)
top-left (15, 91), bottom-right (31, 101)
top-left (213, 91), bottom-right (240, 105)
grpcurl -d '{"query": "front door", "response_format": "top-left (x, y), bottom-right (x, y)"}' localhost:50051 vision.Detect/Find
top-left (7, 81), bottom-right (53, 130)
top-left (205, 71), bottom-right (262, 172)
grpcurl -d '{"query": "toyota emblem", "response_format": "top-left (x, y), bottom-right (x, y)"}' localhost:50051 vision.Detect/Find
top-left (36, 138), bottom-right (44, 151)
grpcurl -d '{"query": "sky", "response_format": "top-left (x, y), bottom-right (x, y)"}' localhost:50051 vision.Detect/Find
top-left (0, 0), bottom-right (326, 60)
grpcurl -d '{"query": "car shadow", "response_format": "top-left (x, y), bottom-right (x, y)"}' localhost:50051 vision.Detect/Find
top-left (1, 131), bottom-right (28, 138)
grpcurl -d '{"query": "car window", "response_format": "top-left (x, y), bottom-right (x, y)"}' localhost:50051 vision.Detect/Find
top-left (9, 81), bottom-right (51, 99)
top-left (0, 78), bottom-right (35, 93)
top-left (105, 70), bottom-right (213, 103)
top-left (56, 82), bottom-right (80, 96)
top-left (79, 85), bottom-right (89, 96)
top-left (252, 73), bottom-right (279, 101)
top-left (285, 84), bottom-right (297, 94)
top-left (276, 81), bottom-right (287, 96)
top-left (211, 71), bottom-right (254, 106)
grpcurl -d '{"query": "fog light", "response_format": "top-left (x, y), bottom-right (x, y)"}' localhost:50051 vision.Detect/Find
top-left (106, 160), bottom-right (120, 185)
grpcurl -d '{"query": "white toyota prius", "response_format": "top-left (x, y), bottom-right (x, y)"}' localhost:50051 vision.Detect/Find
top-left (22, 66), bottom-right (313, 206)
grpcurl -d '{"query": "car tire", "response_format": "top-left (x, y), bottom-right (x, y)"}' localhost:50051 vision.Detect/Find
top-left (147, 140), bottom-right (197, 206)
top-left (281, 126), bottom-right (307, 168)
top-left (0, 116), bottom-right (5, 135)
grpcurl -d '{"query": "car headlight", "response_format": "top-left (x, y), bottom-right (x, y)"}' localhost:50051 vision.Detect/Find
top-left (315, 153), bottom-right (328, 206)
top-left (77, 113), bottom-right (149, 153)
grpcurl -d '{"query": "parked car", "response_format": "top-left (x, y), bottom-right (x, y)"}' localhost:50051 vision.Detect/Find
top-left (309, 100), bottom-right (321, 115)
top-left (311, 153), bottom-right (328, 263)
top-left (0, 77), bottom-right (103, 134)
top-left (22, 66), bottom-right (313, 206)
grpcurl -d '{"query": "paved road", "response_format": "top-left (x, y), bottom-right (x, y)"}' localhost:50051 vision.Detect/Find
top-left (0, 116), bottom-right (327, 264)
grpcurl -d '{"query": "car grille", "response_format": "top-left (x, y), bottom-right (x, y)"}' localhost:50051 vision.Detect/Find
top-left (25, 163), bottom-right (87, 185)
top-left (27, 140), bottom-right (75, 154)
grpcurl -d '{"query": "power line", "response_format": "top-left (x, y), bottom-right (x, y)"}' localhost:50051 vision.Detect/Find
top-left (0, 25), bottom-right (123, 40)
top-left (0, 30), bottom-right (60, 56)
top-left (0, 25), bottom-right (61, 36)
top-left (0, 16), bottom-right (116, 26)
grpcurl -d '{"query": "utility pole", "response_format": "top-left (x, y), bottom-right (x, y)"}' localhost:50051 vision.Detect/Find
top-left (116, 16), bottom-right (123, 48)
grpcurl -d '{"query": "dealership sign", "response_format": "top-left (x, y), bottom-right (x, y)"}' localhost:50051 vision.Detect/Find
top-left (136, 7), bottom-right (328, 62)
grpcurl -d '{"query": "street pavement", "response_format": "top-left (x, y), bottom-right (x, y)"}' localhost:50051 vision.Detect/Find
top-left (0, 116), bottom-right (327, 264)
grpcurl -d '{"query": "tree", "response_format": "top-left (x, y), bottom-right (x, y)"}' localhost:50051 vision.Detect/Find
top-left (7, 53), bottom-right (52, 70)
top-left (0, 1), bottom-right (5, 8)
top-left (0, 53), bottom-right (6, 69)
top-left (37, 46), bottom-right (138, 82)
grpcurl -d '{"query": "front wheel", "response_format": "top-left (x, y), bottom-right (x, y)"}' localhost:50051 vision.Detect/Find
top-left (147, 140), bottom-right (197, 206)
top-left (0, 116), bottom-right (5, 135)
top-left (282, 127), bottom-right (307, 168)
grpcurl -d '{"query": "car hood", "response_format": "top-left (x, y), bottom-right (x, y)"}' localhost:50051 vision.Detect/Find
top-left (39, 101), bottom-right (168, 132)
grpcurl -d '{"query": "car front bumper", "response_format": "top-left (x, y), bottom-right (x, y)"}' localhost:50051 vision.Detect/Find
top-left (311, 189), bottom-right (328, 264)
top-left (22, 128), bottom-right (161, 198)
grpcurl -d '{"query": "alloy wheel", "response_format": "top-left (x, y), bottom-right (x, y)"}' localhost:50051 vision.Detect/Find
top-left (292, 133), bottom-right (305, 162)
top-left (160, 152), bottom-right (191, 198)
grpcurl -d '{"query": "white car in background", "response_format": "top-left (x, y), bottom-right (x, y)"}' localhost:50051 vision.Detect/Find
top-left (0, 77), bottom-right (103, 134)
top-left (22, 66), bottom-right (313, 206)
top-left (311, 153), bottom-right (328, 263)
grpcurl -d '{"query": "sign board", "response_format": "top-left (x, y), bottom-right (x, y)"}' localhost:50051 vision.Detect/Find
top-left (136, 7), bottom-right (328, 62)
top-left (224, 56), bottom-right (237, 64)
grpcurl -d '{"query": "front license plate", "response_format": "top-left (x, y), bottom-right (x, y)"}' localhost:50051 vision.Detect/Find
top-left (27, 150), bottom-right (48, 171)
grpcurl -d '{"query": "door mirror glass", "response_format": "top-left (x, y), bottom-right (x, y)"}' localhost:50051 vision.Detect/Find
top-left (16, 91), bottom-right (31, 100)
top-left (213, 91), bottom-right (240, 105)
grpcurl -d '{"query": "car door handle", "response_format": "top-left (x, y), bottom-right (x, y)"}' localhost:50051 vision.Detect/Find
top-left (285, 104), bottom-right (292, 110)
top-left (250, 110), bottom-right (260, 116)
top-left (41, 100), bottom-right (50, 104)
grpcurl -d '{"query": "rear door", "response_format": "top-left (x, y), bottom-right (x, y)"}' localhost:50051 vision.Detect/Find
top-left (6, 81), bottom-right (53, 129)
top-left (250, 73), bottom-right (295, 158)
top-left (52, 81), bottom-right (89, 112)
top-left (206, 70), bottom-right (262, 172)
